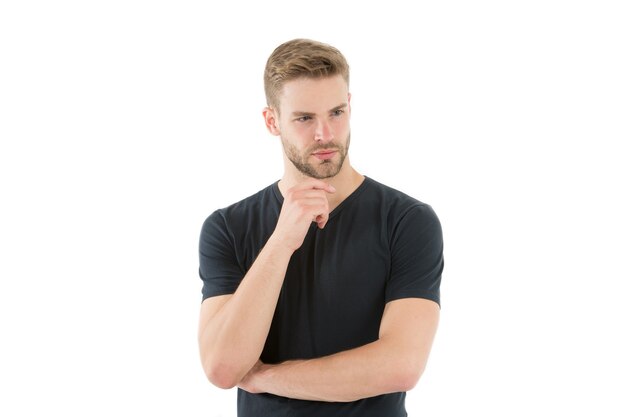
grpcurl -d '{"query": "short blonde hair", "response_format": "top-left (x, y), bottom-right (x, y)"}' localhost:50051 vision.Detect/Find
top-left (264, 38), bottom-right (350, 111)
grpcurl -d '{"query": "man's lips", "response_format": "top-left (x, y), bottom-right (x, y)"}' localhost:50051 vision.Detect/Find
top-left (312, 150), bottom-right (337, 160)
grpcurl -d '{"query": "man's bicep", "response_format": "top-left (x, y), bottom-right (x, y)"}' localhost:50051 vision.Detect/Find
top-left (386, 204), bottom-right (443, 305)
top-left (199, 294), bottom-right (232, 331)
top-left (199, 211), bottom-right (244, 300)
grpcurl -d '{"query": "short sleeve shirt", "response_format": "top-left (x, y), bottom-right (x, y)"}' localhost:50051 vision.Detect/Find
top-left (199, 177), bottom-right (444, 417)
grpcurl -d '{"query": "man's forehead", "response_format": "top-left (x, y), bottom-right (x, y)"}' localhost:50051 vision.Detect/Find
top-left (278, 76), bottom-right (349, 111)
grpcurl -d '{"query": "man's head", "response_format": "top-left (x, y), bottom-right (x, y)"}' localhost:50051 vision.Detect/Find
top-left (263, 39), bottom-right (352, 180)
top-left (264, 38), bottom-right (350, 112)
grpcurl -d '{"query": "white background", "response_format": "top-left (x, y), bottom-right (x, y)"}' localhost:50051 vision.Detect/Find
top-left (1, 1), bottom-right (625, 415)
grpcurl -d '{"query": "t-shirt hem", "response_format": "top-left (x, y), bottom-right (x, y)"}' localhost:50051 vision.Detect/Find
top-left (202, 288), bottom-right (237, 302)
top-left (385, 292), bottom-right (441, 308)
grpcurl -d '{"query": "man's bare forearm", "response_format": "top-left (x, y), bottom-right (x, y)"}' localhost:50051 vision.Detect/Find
top-left (239, 338), bottom-right (423, 402)
top-left (238, 298), bottom-right (439, 401)
top-left (198, 236), bottom-right (293, 388)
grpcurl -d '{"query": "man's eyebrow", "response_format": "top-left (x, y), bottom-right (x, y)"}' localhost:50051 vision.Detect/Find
top-left (291, 103), bottom-right (348, 117)
top-left (291, 110), bottom-right (315, 117)
top-left (329, 103), bottom-right (348, 113)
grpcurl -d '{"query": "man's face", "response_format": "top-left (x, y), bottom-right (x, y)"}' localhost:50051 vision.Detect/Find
top-left (272, 75), bottom-right (351, 180)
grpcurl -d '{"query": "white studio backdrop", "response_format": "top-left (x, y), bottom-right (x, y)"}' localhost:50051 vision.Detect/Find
top-left (1, 1), bottom-right (624, 416)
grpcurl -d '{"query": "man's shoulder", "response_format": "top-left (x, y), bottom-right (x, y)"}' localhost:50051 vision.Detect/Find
top-left (204, 182), bottom-right (280, 228)
top-left (219, 183), bottom-right (276, 214)
top-left (363, 176), bottom-right (432, 211)
top-left (359, 177), bottom-right (441, 235)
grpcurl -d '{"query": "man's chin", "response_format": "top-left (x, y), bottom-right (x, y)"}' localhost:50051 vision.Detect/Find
top-left (289, 155), bottom-right (345, 179)
top-left (309, 167), bottom-right (342, 180)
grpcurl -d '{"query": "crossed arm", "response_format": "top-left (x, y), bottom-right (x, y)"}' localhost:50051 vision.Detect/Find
top-left (236, 297), bottom-right (439, 402)
top-left (199, 261), bottom-right (439, 402)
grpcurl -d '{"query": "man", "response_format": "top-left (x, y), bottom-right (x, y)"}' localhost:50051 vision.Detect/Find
top-left (198, 38), bottom-right (443, 416)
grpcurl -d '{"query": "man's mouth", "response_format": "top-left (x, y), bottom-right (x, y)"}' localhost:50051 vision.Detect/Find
top-left (312, 150), bottom-right (337, 160)
top-left (313, 149), bottom-right (337, 159)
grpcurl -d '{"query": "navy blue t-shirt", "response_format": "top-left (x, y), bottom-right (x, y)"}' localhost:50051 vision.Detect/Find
top-left (199, 177), bottom-right (443, 417)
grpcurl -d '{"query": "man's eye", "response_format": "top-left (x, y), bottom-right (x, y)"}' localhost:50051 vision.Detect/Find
top-left (296, 116), bottom-right (312, 122)
top-left (332, 109), bottom-right (344, 116)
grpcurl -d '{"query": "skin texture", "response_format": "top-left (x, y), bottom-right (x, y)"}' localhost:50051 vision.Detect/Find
top-left (198, 75), bottom-right (440, 401)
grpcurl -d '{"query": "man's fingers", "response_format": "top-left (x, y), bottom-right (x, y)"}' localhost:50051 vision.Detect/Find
top-left (295, 179), bottom-right (336, 194)
top-left (315, 213), bottom-right (330, 229)
top-left (314, 183), bottom-right (336, 194)
top-left (281, 179), bottom-right (335, 232)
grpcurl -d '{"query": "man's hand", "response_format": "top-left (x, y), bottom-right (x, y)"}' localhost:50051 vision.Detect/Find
top-left (272, 180), bottom-right (336, 252)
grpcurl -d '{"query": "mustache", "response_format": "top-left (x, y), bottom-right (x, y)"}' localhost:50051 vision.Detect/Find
top-left (309, 143), bottom-right (342, 152)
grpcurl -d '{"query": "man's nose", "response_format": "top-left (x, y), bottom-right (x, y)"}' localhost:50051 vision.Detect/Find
top-left (314, 119), bottom-right (334, 142)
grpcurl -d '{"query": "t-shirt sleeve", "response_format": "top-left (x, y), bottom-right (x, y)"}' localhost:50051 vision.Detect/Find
top-left (198, 210), bottom-right (245, 302)
top-left (386, 204), bottom-right (444, 306)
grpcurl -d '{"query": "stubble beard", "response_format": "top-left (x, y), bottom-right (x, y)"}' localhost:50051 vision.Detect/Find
top-left (282, 133), bottom-right (351, 180)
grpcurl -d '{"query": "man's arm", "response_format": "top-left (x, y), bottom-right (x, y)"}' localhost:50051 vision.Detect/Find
top-left (198, 237), bottom-right (292, 389)
top-left (238, 297), bottom-right (440, 402)
top-left (198, 180), bottom-right (335, 389)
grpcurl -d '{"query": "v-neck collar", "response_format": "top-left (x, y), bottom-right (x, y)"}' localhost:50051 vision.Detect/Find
top-left (271, 176), bottom-right (371, 219)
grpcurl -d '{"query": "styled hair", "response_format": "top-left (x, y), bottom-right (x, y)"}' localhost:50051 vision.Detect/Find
top-left (264, 38), bottom-right (350, 111)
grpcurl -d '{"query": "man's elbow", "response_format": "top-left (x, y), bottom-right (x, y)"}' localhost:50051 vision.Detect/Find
top-left (202, 360), bottom-right (243, 390)
top-left (397, 369), bottom-right (422, 392)
top-left (391, 363), bottom-right (425, 392)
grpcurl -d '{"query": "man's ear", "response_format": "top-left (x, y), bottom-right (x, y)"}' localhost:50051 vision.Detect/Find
top-left (263, 107), bottom-right (281, 136)
top-left (348, 92), bottom-right (352, 114)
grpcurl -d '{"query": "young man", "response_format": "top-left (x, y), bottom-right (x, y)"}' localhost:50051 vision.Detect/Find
top-left (198, 38), bottom-right (443, 416)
